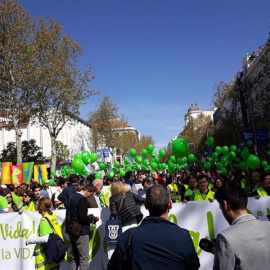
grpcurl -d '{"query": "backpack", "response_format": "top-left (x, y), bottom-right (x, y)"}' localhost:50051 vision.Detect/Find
top-left (41, 233), bottom-right (67, 264)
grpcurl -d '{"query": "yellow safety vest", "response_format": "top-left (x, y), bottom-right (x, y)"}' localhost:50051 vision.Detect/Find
top-left (257, 187), bottom-right (268, 197)
top-left (208, 183), bottom-right (213, 190)
top-left (34, 213), bottom-right (64, 270)
top-left (184, 184), bottom-right (189, 189)
top-left (194, 189), bottom-right (215, 201)
top-left (169, 184), bottom-right (179, 202)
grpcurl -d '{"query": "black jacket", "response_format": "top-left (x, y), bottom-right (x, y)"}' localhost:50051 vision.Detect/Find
top-left (58, 185), bottom-right (77, 209)
top-left (108, 216), bottom-right (200, 270)
top-left (109, 192), bottom-right (145, 226)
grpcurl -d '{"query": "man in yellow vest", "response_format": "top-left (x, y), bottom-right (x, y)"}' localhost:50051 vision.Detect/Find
top-left (252, 172), bottom-right (270, 198)
top-left (168, 177), bottom-right (180, 203)
top-left (190, 175), bottom-right (215, 202)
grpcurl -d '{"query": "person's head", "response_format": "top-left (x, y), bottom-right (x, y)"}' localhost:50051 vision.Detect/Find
top-left (58, 177), bottom-right (68, 189)
top-left (145, 185), bottom-right (172, 217)
top-left (215, 176), bottom-right (224, 189)
top-left (137, 170), bottom-right (146, 182)
top-left (142, 178), bottom-right (152, 190)
top-left (124, 183), bottom-right (131, 192)
top-left (197, 175), bottom-right (208, 192)
top-left (260, 172), bottom-right (270, 189)
top-left (110, 181), bottom-right (125, 197)
top-left (124, 171), bottom-right (132, 180)
top-left (31, 183), bottom-right (43, 199)
top-left (69, 174), bottom-right (79, 185)
top-left (38, 197), bottom-right (53, 216)
top-left (44, 180), bottom-right (50, 189)
top-left (80, 183), bottom-right (96, 198)
top-left (151, 170), bottom-right (158, 180)
top-left (189, 176), bottom-right (198, 190)
top-left (215, 182), bottom-right (248, 225)
top-left (77, 179), bottom-right (85, 191)
top-left (22, 190), bottom-right (34, 204)
top-left (86, 174), bottom-right (95, 185)
top-left (93, 179), bottom-right (103, 194)
top-left (14, 186), bottom-right (25, 197)
top-left (4, 189), bottom-right (13, 204)
top-left (252, 170), bottom-right (261, 183)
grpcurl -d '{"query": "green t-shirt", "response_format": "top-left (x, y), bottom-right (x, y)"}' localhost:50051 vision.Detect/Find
top-left (184, 188), bottom-right (194, 198)
top-left (0, 196), bottom-right (8, 209)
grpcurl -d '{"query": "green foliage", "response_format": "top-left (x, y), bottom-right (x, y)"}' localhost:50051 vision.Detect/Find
top-left (1, 139), bottom-right (45, 163)
top-left (56, 141), bottom-right (70, 163)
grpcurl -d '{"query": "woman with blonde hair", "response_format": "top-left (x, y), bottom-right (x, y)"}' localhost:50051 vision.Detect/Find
top-left (26, 197), bottom-right (65, 269)
top-left (107, 180), bottom-right (145, 259)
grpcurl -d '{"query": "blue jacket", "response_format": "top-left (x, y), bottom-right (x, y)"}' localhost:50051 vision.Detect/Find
top-left (108, 216), bottom-right (200, 270)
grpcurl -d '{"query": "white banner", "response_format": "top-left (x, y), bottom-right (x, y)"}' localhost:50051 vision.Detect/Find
top-left (0, 197), bottom-right (269, 270)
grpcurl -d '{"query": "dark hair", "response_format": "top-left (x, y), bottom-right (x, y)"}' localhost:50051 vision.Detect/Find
top-left (24, 190), bottom-right (34, 200)
top-left (86, 174), bottom-right (95, 184)
top-left (58, 177), bottom-right (68, 187)
top-left (215, 182), bottom-right (247, 211)
top-left (197, 174), bottom-right (208, 182)
top-left (30, 182), bottom-right (42, 192)
top-left (69, 174), bottom-right (79, 185)
top-left (137, 170), bottom-right (146, 175)
top-left (142, 178), bottom-right (151, 186)
top-left (82, 183), bottom-right (96, 193)
top-left (260, 172), bottom-right (270, 183)
top-left (145, 185), bottom-right (170, 216)
top-left (125, 171), bottom-right (132, 180)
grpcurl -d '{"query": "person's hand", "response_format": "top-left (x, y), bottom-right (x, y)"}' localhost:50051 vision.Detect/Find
top-left (182, 199), bottom-right (188, 204)
top-left (208, 198), bottom-right (214, 203)
top-left (254, 195), bottom-right (260, 200)
top-left (18, 209), bottom-right (23, 215)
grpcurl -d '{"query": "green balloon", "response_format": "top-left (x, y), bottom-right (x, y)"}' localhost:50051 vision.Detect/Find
top-left (208, 157), bottom-right (213, 162)
top-left (247, 140), bottom-right (253, 148)
top-left (188, 154), bottom-right (196, 163)
top-left (265, 165), bottom-right (270, 173)
top-left (151, 151), bottom-right (157, 158)
top-left (207, 136), bottom-right (214, 146)
top-left (159, 149), bottom-right (166, 158)
top-left (51, 172), bottom-right (57, 178)
top-left (216, 162), bottom-right (222, 169)
top-left (49, 179), bottom-right (55, 186)
top-left (135, 156), bottom-right (143, 164)
top-left (81, 150), bottom-right (90, 157)
top-left (222, 146), bottom-right (229, 155)
top-left (241, 148), bottom-right (250, 161)
top-left (114, 161), bottom-right (120, 168)
top-left (147, 144), bottom-right (154, 154)
top-left (108, 170), bottom-right (115, 179)
top-left (90, 153), bottom-right (98, 163)
top-left (177, 158), bottom-right (183, 165)
top-left (204, 162), bottom-right (211, 171)
top-left (71, 158), bottom-right (84, 173)
top-left (220, 167), bottom-right (227, 175)
top-left (261, 160), bottom-right (268, 168)
top-left (82, 155), bottom-right (91, 165)
top-left (119, 169), bottom-right (126, 177)
top-left (74, 153), bottom-right (82, 160)
top-left (161, 163), bottom-right (167, 170)
top-left (99, 163), bottom-right (105, 170)
top-left (168, 161), bottom-right (175, 170)
top-left (129, 148), bottom-right (137, 158)
top-left (183, 163), bottom-right (189, 170)
top-left (141, 149), bottom-right (148, 157)
top-left (124, 157), bottom-right (130, 164)
top-left (154, 156), bottom-right (160, 163)
top-left (169, 156), bottom-right (176, 163)
top-left (230, 145), bottom-right (237, 152)
top-left (228, 152), bottom-right (236, 160)
top-left (151, 162), bottom-right (158, 171)
top-left (171, 138), bottom-right (189, 158)
top-left (247, 154), bottom-right (260, 170)
top-left (215, 146), bottom-right (222, 155)
top-left (182, 157), bottom-right (187, 164)
top-left (239, 161), bottom-right (248, 171)
top-left (176, 164), bottom-right (182, 170)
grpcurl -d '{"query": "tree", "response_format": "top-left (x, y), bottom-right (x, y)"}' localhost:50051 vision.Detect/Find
top-left (180, 114), bottom-right (213, 156)
top-left (0, 0), bottom-right (37, 165)
top-left (55, 141), bottom-right (70, 163)
top-left (134, 135), bottom-right (155, 154)
top-left (1, 139), bottom-right (45, 163)
top-left (88, 95), bottom-right (126, 159)
top-left (30, 17), bottom-right (99, 172)
top-left (114, 132), bottom-right (138, 157)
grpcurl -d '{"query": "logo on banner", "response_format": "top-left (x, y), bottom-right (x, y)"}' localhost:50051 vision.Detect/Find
top-left (108, 225), bottom-right (119, 239)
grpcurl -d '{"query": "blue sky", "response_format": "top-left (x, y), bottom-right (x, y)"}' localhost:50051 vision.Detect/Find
top-left (21, 0), bottom-right (270, 150)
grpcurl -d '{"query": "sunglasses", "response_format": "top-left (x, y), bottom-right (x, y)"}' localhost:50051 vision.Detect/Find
top-left (23, 195), bottom-right (28, 198)
top-left (6, 196), bottom-right (12, 199)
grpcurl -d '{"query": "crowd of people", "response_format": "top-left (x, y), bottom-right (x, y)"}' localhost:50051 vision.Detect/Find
top-left (0, 165), bottom-right (270, 269)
